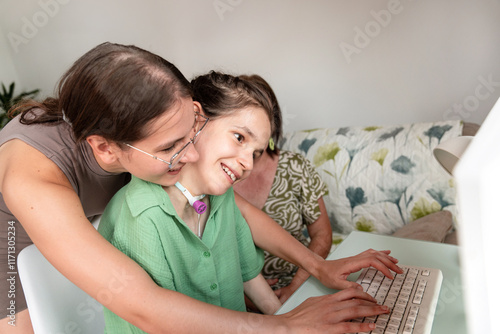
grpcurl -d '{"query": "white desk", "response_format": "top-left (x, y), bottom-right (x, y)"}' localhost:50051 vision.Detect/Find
top-left (275, 231), bottom-right (466, 334)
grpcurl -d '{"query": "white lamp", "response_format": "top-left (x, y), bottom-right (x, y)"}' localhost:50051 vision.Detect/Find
top-left (433, 136), bottom-right (474, 175)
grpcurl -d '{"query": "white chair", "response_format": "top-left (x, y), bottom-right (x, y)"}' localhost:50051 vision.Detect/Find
top-left (18, 244), bottom-right (105, 334)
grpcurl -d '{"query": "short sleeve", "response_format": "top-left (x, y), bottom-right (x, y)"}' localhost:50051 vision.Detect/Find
top-left (294, 152), bottom-right (329, 225)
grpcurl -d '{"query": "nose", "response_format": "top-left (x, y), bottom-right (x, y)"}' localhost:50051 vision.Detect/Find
top-left (237, 150), bottom-right (254, 172)
top-left (180, 141), bottom-right (200, 164)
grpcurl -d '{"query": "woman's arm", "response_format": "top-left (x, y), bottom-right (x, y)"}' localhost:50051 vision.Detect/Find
top-left (276, 197), bottom-right (332, 302)
top-left (243, 274), bottom-right (281, 315)
top-left (235, 192), bottom-right (403, 290)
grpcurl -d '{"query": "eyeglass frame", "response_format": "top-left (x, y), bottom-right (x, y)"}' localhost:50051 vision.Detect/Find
top-left (124, 112), bottom-right (209, 169)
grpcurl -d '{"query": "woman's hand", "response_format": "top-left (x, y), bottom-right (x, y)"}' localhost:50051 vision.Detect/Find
top-left (316, 249), bottom-right (403, 290)
top-left (280, 287), bottom-right (390, 334)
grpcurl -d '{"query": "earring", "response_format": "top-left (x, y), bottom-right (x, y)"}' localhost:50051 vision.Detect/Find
top-left (269, 138), bottom-right (275, 151)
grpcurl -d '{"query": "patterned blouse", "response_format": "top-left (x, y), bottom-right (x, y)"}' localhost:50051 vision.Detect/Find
top-left (261, 150), bottom-right (329, 288)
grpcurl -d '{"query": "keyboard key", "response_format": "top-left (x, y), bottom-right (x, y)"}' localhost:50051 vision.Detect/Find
top-left (403, 324), bottom-right (414, 334)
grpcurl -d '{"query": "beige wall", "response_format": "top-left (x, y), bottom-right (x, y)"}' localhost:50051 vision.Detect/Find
top-left (1, 0), bottom-right (499, 130)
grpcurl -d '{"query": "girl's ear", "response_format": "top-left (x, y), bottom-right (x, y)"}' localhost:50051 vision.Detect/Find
top-left (86, 135), bottom-right (121, 165)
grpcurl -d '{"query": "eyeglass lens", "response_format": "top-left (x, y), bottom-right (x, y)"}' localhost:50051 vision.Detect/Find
top-left (169, 113), bottom-right (208, 167)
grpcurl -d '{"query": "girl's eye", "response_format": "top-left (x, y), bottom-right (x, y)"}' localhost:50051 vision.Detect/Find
top-left (234, 133), bottom-right (244, 143)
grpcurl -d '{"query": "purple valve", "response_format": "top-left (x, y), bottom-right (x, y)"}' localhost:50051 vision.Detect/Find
top-left (193, 200), bottom-right (207, 214)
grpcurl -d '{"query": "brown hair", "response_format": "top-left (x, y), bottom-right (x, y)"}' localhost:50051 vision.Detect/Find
top-left (10, 42), bottom-right (192, 143)
top-left (239, 74), bottom-right (282, 156)
top-left (191, 71), bottom-right (275, 139)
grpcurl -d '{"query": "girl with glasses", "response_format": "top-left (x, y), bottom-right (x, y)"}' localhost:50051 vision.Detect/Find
top-left (0, 43), bottom-right (400, 334)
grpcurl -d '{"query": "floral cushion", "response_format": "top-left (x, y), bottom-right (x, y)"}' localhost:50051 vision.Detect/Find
top-left (280, 121), bottom-right (463, 236)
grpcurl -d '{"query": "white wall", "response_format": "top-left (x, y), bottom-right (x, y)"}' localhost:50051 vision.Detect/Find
top-left (0, 24), bottom-right (20, 91)
top-left (1, 0), bottom-right (499, 131)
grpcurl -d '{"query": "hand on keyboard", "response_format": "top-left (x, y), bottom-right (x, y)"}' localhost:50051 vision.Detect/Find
top-left (281, 287), bottom-right (391, 334)
top-left (316, 249), bottom-right (404, 290)
top-left (351, 265), bottom-right (443, 334)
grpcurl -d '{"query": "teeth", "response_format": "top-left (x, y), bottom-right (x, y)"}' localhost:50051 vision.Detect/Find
top-left (222, 166), bottom-right (236, 182)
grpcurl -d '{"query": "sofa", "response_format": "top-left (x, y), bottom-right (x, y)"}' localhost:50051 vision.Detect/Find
top-left (280, 119), bottom-right (479, 249)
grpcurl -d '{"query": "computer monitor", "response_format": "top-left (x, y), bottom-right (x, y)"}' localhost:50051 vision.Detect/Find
top-left (454, 96), bottom-right (500, 334)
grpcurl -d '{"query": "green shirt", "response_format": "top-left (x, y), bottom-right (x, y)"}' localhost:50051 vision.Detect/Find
top-left (98, 176), bottom-right (264, 333)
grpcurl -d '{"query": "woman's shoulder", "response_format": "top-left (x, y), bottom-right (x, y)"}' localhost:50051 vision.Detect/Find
top-left (0, 113), bottom-right (73, 151)
top-left (278, 150), bottom-right (311, 166)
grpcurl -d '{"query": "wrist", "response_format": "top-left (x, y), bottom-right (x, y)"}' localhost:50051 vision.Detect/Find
top-left (271, 314), bottom-right (293, 334)
top-left (299, 251), bottom-right (324, 280)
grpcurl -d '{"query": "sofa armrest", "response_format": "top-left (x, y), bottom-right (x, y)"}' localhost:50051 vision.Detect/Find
top-left (391, 210), bottom-right (453, 242)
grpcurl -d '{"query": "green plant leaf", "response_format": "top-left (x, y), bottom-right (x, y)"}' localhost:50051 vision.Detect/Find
top-left (0, 81), bottom-right (40, 128)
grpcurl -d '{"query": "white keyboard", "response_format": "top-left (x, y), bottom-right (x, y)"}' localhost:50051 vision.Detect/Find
top-left (352, 265), bottom-right (443, 334)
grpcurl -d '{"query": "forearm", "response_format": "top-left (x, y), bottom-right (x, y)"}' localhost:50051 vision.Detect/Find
top-left (141, 286), bottom-right (285, 333)
top-left (287, 232), bottom-right (332, 292)
top-left (244, 274), bottom-right (282, 315)
top-left (235, 193), bottom-right (324, 279)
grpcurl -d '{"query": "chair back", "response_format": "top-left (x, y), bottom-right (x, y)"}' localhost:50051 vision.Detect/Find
top-left (18, 244), bottom-right (105, 334)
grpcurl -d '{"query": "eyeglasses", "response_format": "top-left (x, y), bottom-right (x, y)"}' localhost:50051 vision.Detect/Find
top-left (125, 112), bottom-right (209, 169)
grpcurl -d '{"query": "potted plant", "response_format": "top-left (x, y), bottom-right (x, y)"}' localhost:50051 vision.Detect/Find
top-left (0, 82), bottom-right (40, 128)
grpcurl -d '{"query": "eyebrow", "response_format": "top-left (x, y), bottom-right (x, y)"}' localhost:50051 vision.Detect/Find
top-left (235, 125), bottom-right (258, 141)
top-left (235, 125), bottom-right (267, 154)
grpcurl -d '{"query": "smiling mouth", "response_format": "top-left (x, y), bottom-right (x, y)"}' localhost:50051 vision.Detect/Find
top-left (222, 164), bottom-right (237, 182)
top-left (167, 165), bottom-right (183, 174)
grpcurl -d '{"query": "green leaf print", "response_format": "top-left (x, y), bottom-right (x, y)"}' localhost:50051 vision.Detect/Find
top-left (332, 235), bottom-right (344, 245)
top-left (355, 216), bottom-right (375, 232)
top-left (371, 148), bottom-right (389, 167)
top-left (410, 197), bottom-right (441, 221)
top-left (313, 142), bottom-right (341, 167)
top-left (364, 126), bottom-right (382, 132)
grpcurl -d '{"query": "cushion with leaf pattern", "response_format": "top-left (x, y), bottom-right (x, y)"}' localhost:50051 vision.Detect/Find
top-left (280, 121), bottom-right (463, 235)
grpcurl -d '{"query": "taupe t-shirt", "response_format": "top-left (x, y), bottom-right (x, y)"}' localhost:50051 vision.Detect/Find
top-left (0, 112), bottom-right (129, 317)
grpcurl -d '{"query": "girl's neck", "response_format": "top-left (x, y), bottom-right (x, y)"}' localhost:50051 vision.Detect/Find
top-left (164, 184), bottom-right (189, 216)
top-left (163, 183), bottom-right (209, 238)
